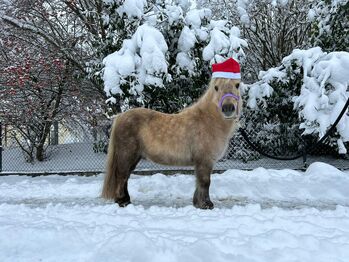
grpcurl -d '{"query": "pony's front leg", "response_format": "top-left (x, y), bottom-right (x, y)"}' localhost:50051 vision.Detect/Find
top-left (193, 163), bottom-right (214, 209)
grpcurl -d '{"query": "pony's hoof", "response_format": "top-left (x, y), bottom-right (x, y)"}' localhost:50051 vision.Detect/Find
top-left (194, 200), bottom-right (214, 210)
top-left (115, 198), bottom-right (131, 207)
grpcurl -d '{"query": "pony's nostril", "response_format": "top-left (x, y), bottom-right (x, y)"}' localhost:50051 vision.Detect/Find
top-left (222, 104), bottom-right (235, 114)
top-left (222, 104), bottom-right (235, 112)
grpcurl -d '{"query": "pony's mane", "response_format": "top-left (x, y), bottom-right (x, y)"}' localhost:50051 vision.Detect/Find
top-left (183, 78), bottom-right (224, 111)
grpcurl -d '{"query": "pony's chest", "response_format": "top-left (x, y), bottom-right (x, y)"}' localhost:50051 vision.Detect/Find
top-left (207, 121), bottom-right (239, 160)
top-left (213, 136), bottom-right (231, 161)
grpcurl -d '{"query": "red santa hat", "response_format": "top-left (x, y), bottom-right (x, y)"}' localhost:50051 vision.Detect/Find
top-left (212, 58), bottom-right (241, 79)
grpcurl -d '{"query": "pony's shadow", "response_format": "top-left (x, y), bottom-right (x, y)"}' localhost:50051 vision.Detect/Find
top-left (131, 196), bottom-right (251, 209)
top-left (131, 196), bottom-right (339, 210)
top-left (7, 196), bottom-right (339, 210)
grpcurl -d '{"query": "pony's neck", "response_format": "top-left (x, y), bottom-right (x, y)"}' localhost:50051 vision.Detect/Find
top-left (185, 86), bottom-right (214, 113)
top-left (191, 87), bottom-right (220, 118)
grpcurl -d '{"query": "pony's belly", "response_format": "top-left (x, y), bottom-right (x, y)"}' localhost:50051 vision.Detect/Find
top-left (143, 146), bottom-right (193, 166)
top-left (146, 155), bottom-right (193, 166)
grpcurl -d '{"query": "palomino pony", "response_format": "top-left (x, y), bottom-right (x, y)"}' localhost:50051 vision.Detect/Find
top-left (102, 77), bottom-right (242, 209)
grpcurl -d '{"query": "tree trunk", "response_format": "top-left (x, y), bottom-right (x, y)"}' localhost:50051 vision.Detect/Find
top-left (36, 143), bottom-right (45, 162)
top-left (36, 121), bottom-right (52, 161)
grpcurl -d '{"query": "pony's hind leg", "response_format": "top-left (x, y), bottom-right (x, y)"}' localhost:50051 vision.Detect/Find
top-left (115, 155), bottom-right (141, 207)
top-left (193, 162), bottom-right (214, 209)
top-left (115, 175), bottom-right (131, 207)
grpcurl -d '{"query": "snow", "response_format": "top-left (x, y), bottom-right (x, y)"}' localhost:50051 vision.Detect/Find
top-left (176, 52), bottom-right (195, 72)
top-left (229, 26), bottom-right (248, 59)
top-left (178, 26), bottom-right (196, 52)
top-left (117, 0), bottom-right (147, 18)
top-left (185, 9), bottom-right (212, 29)
top-left (1, 162), bottom-right (349, 261)
top-left (203, 28), bottom-right (230, 61)
top-left (165, 5), bottom-right (183, 25)
top-left (177, 0), bottom-right (191, 11)
top-left (237, 0), bottom-right (250, 25)
top-left (203, 25), bottom-right (247, 63)
top-left (337, 138), bottom-right (347, 154)
top-left (247, 83), bottom-right (273, 108)
top-left (103, 24), bottom-right (168, 98)
top-left (307, 9), bottom-right (316, 22)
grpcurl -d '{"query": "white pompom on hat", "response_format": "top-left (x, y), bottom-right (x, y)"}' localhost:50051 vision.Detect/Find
top-left (212, 58), bottom-right (241, 79)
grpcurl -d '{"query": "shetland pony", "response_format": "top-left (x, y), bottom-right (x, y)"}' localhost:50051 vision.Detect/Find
top-left (102, 78), bottom-right (242, 209)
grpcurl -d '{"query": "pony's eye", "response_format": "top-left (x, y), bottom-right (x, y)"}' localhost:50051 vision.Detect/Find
top-left (214, 85), bottom-right (218, 91)
top-left (236, 83), bottom-right (240, 89)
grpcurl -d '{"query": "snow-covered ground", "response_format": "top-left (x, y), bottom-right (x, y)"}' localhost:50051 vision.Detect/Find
top-left (1, 162), bottom-right (349, 261)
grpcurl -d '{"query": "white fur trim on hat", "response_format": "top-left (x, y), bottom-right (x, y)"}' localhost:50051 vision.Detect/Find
top-left (212, 72), bottom-right (241, 79)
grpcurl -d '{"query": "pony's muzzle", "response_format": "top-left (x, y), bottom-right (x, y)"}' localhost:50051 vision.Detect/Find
top-left (219, 93), bottom-right (240, 119)
top-left (221, 103), bottom-right (235, 118)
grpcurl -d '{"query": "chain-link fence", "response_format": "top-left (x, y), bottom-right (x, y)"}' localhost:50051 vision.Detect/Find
top-left (1, 120), bottom-right (348, 174)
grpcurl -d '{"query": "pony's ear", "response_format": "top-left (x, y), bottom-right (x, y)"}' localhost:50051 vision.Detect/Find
top-left (214, 85), bottom-right (218, 91)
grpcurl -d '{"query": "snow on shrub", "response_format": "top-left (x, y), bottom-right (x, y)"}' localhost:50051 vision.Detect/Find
top-left (103, 24), bottom-right (168, 103)
top-left (247, 47), bottom-right (349, 153)
top-left (103, 0), bottom-right (247, 107)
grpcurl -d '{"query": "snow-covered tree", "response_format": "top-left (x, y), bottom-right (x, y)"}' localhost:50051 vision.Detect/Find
top-left (103, 0), bottom-right (247, 112)
top-left (247, 47), bottom-right (349, 154)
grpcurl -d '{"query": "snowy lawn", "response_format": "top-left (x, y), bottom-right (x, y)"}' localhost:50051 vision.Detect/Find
top-left (1, 162), bottom-right (349, 262)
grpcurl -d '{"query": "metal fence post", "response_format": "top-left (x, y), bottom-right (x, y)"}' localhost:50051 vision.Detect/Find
top-left (0, 121), bottom-right (2, 173)
top-left (302, 146), bottom-right (308, 170)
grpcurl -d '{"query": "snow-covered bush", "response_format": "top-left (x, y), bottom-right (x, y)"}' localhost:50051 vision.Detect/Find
top-left (247, 47), bottom-right (349, 154)
top-left (102, 0), bottom-right (247, 112)
top-left (309, 0), bottom-right (349, 52)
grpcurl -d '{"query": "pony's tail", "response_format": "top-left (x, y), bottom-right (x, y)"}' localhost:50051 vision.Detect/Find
top-left (102, 118), bottom-right (119, 200)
